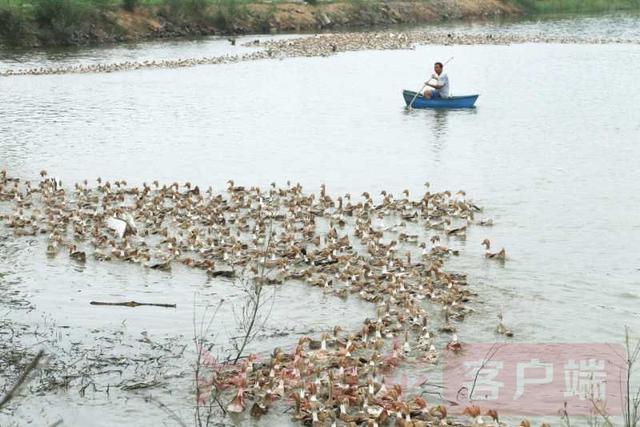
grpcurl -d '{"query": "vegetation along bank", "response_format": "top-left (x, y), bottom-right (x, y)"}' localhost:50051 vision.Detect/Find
top-left (0, 0), bottom-right (639, 47)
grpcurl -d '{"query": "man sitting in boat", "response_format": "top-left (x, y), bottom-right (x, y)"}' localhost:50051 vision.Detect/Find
top-left (423, 61), bottom-right (449, 99)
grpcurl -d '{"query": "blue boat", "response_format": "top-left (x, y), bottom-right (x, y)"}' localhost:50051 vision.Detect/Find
top-left (403, 90), bottom-right (479, 109)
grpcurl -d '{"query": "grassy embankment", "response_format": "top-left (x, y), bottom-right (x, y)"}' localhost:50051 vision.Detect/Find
top-left (512, 0), bottom-right (640, 13)
top-left (0, 0), bottom-right (255, 46)
top-left (1, 0), bottom-right (640, 47)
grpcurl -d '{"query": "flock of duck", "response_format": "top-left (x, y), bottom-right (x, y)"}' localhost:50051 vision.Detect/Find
top-left (0, 170), bottom-right (526, 427)
top-left (0, 30), bottom-right (629, 77)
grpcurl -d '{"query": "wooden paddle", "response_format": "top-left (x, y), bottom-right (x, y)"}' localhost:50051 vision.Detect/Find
top-left (406, 84), bottom-right (428, 110)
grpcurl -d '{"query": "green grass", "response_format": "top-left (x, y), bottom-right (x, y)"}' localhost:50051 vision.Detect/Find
top-left (512, 0), bottom-right (640, 14)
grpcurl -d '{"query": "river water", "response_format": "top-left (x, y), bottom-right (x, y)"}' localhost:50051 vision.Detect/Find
top-left (1, 12), bottom-right (640, 427)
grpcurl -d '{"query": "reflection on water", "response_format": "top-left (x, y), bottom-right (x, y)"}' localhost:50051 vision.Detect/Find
top-left (430, 108), bottom-right (450, 138)
top-left (419, 10), bottom-right (640, 41)
top-left (404, 108), bottom-right (479, 160)
top-left (427, 109), bottom-right (451, 158)
top-left (0, 34), bottom-right (289, 72)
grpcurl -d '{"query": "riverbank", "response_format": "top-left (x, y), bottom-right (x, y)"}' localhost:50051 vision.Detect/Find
top-left (0, 0), bottom-right (517, 48)
top-left (3, 0), bottom-right (639, 49)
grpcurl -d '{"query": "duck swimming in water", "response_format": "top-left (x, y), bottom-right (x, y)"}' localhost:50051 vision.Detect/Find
top-left (446, 334), bottom-right (462, 352)
top-left (46, 239), bottom-right (59, 257)
top-left (0, 169), bottom-right (494, 425)
top-left (496, 312), bottom-right (514, 337)
top-left (481, 239), bottom-right (506, 260)
top-left (68, 245), bottom-right (86, 263)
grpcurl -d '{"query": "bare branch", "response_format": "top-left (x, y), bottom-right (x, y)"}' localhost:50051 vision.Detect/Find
top-left (468, 342), bottom-right (504, 401)
top-left (193, 295), bottom-right (227, 427)
top-left (0, 349), bottom-right (45, 409)
top-left (231, 219), bottom-right (275, 364)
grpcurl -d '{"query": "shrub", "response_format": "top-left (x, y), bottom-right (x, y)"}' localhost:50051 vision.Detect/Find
top-left (212, 0), bottom-right (247, 30)
top-left (31, 0), bottom-right (83, 24)
top-left (0, 3), bottom-right (35, 46)
top-left (162, 0), bottom-right (212, 23)
top-left (122, 0), bottom-right (140, 12)
top-left (31, 0), bottom-right (89, 42)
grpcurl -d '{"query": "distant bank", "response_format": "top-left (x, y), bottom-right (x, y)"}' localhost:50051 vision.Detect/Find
top-left (0, 0), bottom-right (638, 47)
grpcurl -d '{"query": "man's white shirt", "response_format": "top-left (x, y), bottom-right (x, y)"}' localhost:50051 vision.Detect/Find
top-left (437, 73), bottom-right (450, 97)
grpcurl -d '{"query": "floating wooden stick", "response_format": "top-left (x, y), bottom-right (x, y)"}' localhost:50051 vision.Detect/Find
top-left (90, 301), bottom-right (176, 308)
